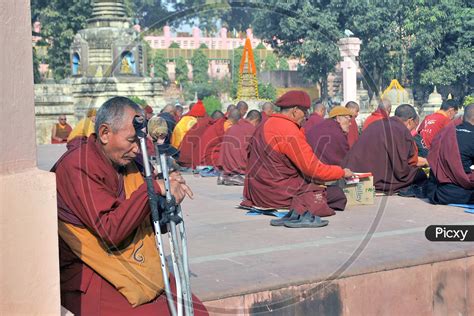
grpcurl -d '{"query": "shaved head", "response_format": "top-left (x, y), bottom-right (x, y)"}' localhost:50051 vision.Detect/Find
top-left (226, 104), bottom-right (236, 112)
top-left (162, 104), bottom-right (176, 114)
top-left (313, 100), bottom-right (326, 117)
top-left (345, 101), bottom-right (360, 117)
top-left (228, 108), bottom-right (241, 124)
top-left (261, 102), bottom-right (274, 115)
top-left (395, 104), bottom-right (418, 122)
top-left (464, 104), bottom-right (474, 124)
top-left (378, 98), bottom-right (392, 115)
top-left (211, 110), bottom-right (225, 119)
top-left (236, 101), bottom-right (249, 117)
top-left (246, 109), bottom-right (262, 125)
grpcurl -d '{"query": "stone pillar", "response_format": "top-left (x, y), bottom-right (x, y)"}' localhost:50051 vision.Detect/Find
top-left (338, 37), bottom-right (362, 105)
top-left (0, 1), bottom-right (60, 314)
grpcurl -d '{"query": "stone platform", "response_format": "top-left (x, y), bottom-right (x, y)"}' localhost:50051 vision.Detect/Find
top-left (38, 145), bottom-right (474, 315)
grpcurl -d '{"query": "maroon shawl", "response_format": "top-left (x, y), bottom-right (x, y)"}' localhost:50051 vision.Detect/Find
top-left (428, 123), bottom-right (474, 189)
top-left (343, 117), bottom-right (419, 193)
top-left (306, 118), bottom-right (349, 167)
top-left (303, 113), bottom-right (324, 133)
top-left (178, 117), bottom-right (212, 168)
top-left (347, 117), bottom-right (359, 147)
top-left (217, 119), bottom-right (256, 175)
top-left (198, 117), bottom-right (227, 166)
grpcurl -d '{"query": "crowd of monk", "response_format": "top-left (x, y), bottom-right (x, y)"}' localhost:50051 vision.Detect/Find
top-left (52, 91), bottom-right (473, 314)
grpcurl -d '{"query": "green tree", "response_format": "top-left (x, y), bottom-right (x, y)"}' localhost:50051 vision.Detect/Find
top-left (33, 48), bottom-right (42, 83)
top-left (264, 53), bottom-right (278, 71)
top-left (278, 58), bottom-right (289, 70)
top-left (153, 50), bottom-right (169, 82)
top-left (175, 56), bottom-right (189, 84)
top-left (169, 42), bottom-right (180, 48)
top-left (258, 83), bottom-right (277, 101)
top-left (191, 49), bottom-right (209, 84)
top-left (31, 0), bottom-right (92, 80)
top-left (202, 96), bottom-right (222, 115)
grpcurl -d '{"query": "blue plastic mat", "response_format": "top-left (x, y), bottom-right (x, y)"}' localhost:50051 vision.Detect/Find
top-left (237, 205), bottom-right (289, 218)
top-left (448, 204), bottom-right (474, 209)
top-left (465, 209), bottom-right (474, 214)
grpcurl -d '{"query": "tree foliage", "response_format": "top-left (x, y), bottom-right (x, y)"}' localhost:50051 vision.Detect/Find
top-left (191, 49), bottom-right (209, 84)
top-left (202, 95), bottom-right (222, 115)
top-left (264, 54), bottom-right (277, 71)
top-left (278, 58), bottom-right (289, 70)
top-left (153, 50), bottom-right (169, 82)
top-left (175, 56), bottom-right (189, 84)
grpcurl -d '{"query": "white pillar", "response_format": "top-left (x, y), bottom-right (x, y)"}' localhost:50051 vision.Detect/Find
top-left (338, 37), bottom-right (362, 105)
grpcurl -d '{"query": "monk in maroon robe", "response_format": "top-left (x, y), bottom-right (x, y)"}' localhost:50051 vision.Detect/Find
top-left (426, 104), bottom-right (474, 204)
top-left (199, 109), bottom-right (240, 167)
top-left (53, 97), bottom-right (207, 316)
top-left (302, 100), bottom-right (326, 133)
top-left (362, 99), bottom-right (391, 131)
top-left (217, 110), bottom-right (261, 185)
top-left (242, 91), bottom-right (353, 228)
top-left (306, 106), bottom-right (352, 167)
top-left (344, 104), bottom-right (427, 195)
top-left (260, 101), bottom-right (274, 124)
top-left (345, 101), bottom-right (360, 147)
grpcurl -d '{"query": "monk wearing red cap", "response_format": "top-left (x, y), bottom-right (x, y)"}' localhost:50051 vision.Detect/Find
top-left (242, 90), bottom-right (353, 228)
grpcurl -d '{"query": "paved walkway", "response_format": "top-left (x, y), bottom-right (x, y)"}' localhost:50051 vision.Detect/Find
top-left (37, 145), bottom-right (474, 303)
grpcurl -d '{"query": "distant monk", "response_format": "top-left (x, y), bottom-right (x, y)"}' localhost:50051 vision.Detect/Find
top-left (415, 99), bottom-right (459, 157)
top-left (67, 108), bottom-right (97, 143)
top-left (306, 106), bottom-right (352, 167)
top-left (302, 100), bottom-right (326, 132)
top-left (362, 98), bottom-right (391, 131)
top-left (224, 104), bottom-right (237, 130)
top-left (199, 109), bottom-right (240, 168)
top-left (236, 100), bottom-right (249, 117)
top-left (344, 104), bottom-right (428, 196)
top-left (217, 110), bottom-right (262, 186)
top-left (171, 100), bottom-right (206, 148)
top-left (242, 90), bottom-right (353, 228)
top-left (426, 104), bottom-right (474, 204)
top-left (51, 115), bottom-right (72, 144)
top-left (175, 104), bottom-right (184, 121)
top-left (345, 101), bottom-right (360, 147)
top-left (260, 101), bottom-right (274, 123)
top-left (177, 110), bottom-right (222, 169)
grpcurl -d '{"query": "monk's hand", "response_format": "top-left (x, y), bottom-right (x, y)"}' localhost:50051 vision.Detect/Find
top-left (343, 168), bottom-right (354, 178)
top-left (416, 157), bottom-right (429, 167)
top-left (156, 178), bottom-right (193, 204)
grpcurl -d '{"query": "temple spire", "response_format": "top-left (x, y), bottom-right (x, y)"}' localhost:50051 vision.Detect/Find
top-left (87, 0), bottom-right (130, 28)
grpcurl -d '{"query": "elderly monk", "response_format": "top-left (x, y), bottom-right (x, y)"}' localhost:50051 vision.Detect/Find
top-left (52, 96), bottom-right (208, 315)
top-left (345, 101), bottom-right (360, 147)
top-left (171, 99), bottom-right (206, 148)
top-left (302, 100), bottom-right (326, 132)
top-left (177, 111), bottom-right (223, 169)
top-left (344, 104), bottom-right (428, 196)
top-left (362, 98), bottom-right (391, 131)
top-left (242, 90), bottom-right (353, 228)
top-left (199, 109), bottom-right (241, 168)
top-left (217, 110), bottom-right (262, 185)
top-left (67, 108), bottom-right (97, 143)
top-left (415, 99), bottom-right (460, 157)
top-left (51, 115), bottom-right (72, 144)
top-left (260, 101), bottom-right (275, 123)
top-left (426, 104), bottom-right (474, 204)
top-left (306, 106), bottom-right (352, 167)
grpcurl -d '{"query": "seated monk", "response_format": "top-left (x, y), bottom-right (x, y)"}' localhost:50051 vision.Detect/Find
top-left (217, 110), bottom-right (262, 186)
top-left (426, 104), bottom-right (474, 204)
top-left (302, 99), bottom-right (326, 133)
top-left (415, 99), bottom-right (459, 157)
top-left (51, 115), bottom-right (72, 144)
top-left (241, 90), bottom-right (353, 228)
top-left (171, 100), bottom-right (206, 149)
top-left (345, 101), bottom-right (360, 147)
top-left (306, 106), bottom-right (352, 167)
top-left (362, 98), bottom-right (391, 131)
top-left (198, 109), bottom-right (240, 168)
top-left (52, 96), bottom-right (208, 315)
top-left (344, 104), bottom-right (428, 196)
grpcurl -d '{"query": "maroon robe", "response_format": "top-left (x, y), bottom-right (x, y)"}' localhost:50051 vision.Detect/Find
top-left (428, 123), bottom-right (474, 189)
top-left (198, 117), bottom-right (227, 167)
top-left (217, 119), bottom-right (256, 176)
top-left (343, 117), bottom-right (419, 194)
top-left (306, 118), bottom-right (349, 167)
top-left (242, 115), bottom-right (347, 217)
top-left (178, 117), bottom-right (212, 168)
top-left (53, 135), bottom-right (207, 316)
top-left (303, 112), bottom-right (324, 133)
top-left (347, 117), bottom-right (359, 147)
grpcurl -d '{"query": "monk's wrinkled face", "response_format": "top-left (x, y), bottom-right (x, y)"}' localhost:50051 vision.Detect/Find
top-left (336, 115), bottom-right (351, 133)
top-left (98, 107), bottom-right (140, 167)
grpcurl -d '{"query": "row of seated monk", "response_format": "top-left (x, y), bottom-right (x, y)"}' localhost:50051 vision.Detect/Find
top-left (165, 91), bottom-right (473, 228)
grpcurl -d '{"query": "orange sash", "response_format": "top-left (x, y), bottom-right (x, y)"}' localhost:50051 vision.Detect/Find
top-left (58, 163), bottom-right (164, 307)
